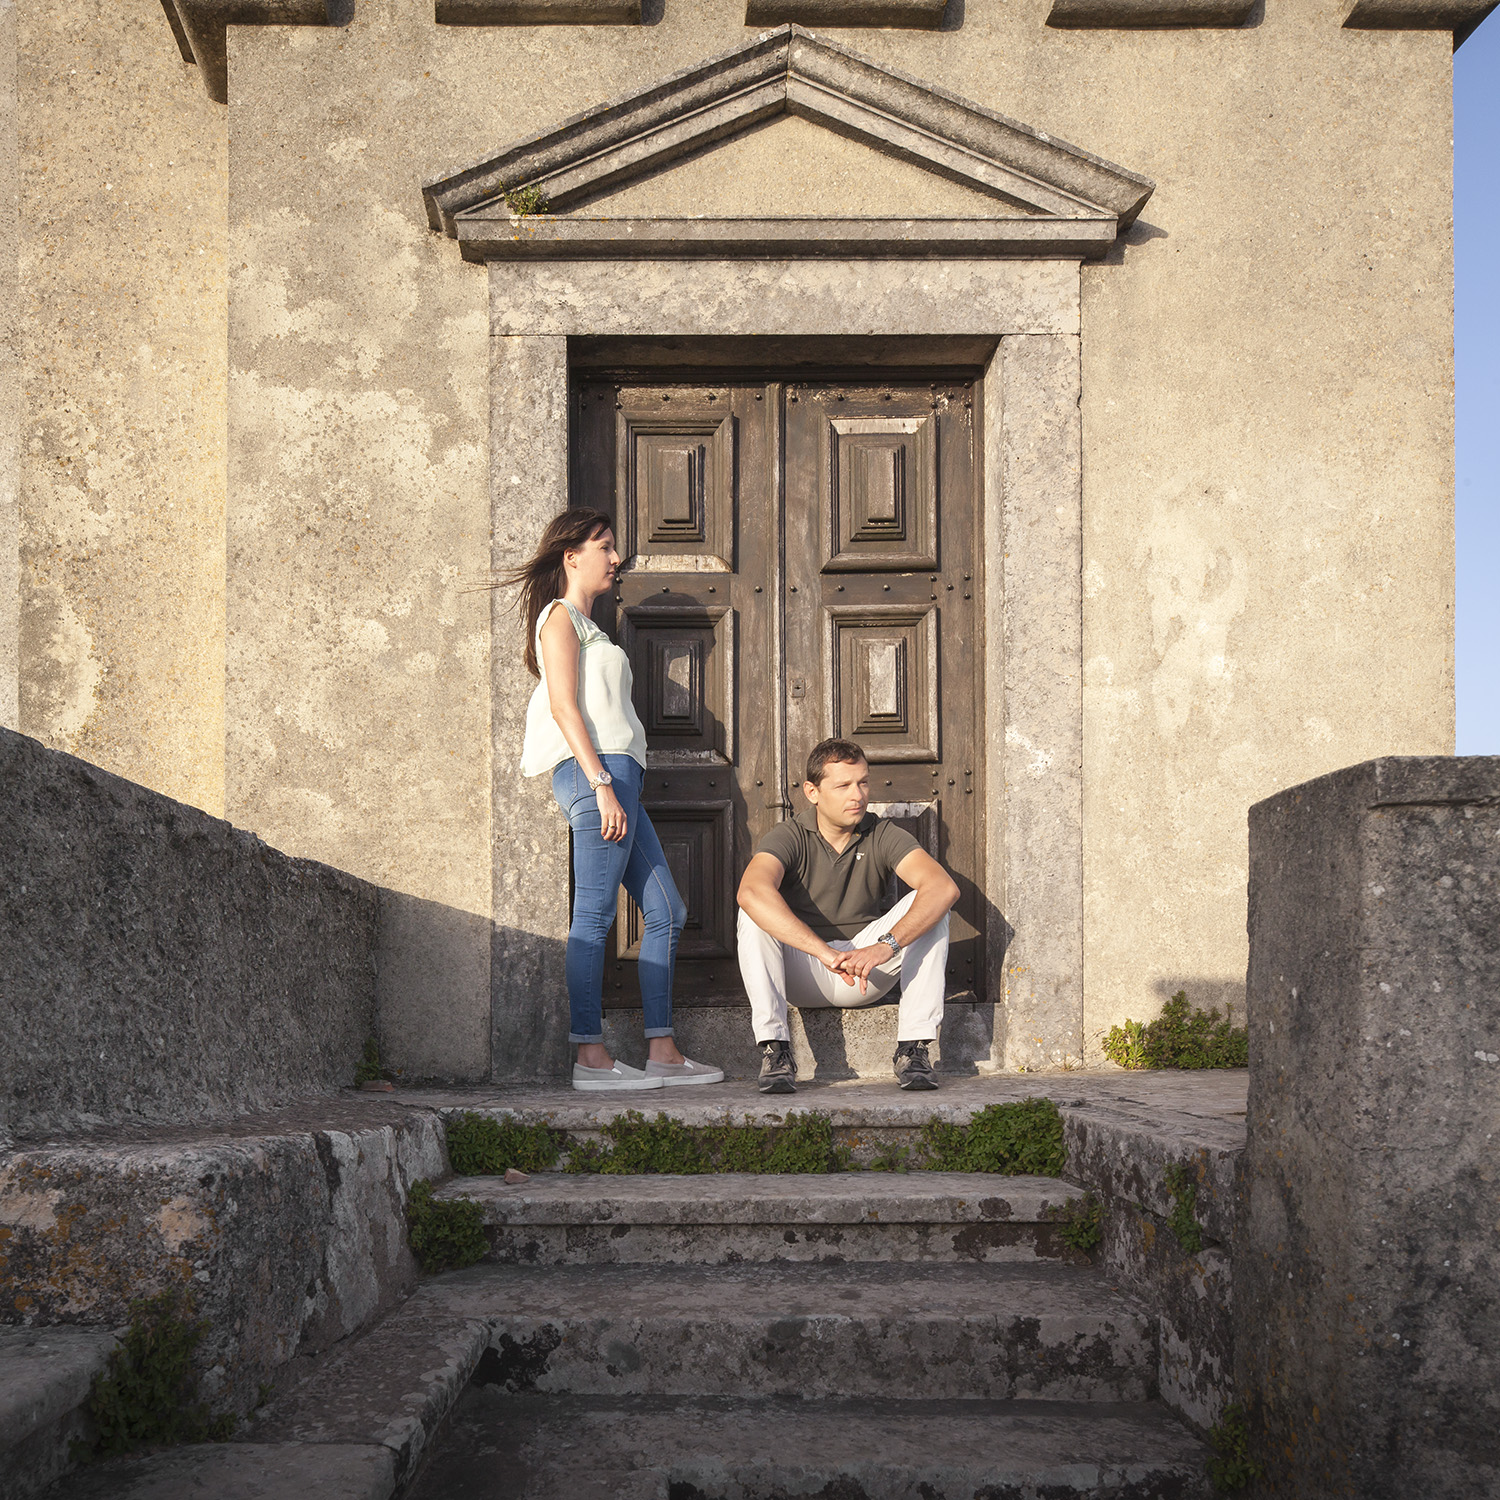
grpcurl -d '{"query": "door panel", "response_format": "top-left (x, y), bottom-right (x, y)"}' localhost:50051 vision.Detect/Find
top-left (572, 374), bottom-right (982, 1008)
top-left (786, 382), bottom-right (982, 1002)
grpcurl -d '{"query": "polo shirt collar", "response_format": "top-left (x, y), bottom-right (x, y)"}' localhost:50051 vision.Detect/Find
top-left (795, 806), bottom-right (878, 853)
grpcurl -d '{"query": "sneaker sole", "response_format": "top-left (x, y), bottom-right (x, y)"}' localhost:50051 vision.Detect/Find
top-left (897, 1074), bottom-right (939, 1090)
top-left (758, 1077), bottom-right (797, 1094)
top-left (654, 1071), bottom-right (726, 1087)
top-left (571, 1077), bottom-right (666, 1091)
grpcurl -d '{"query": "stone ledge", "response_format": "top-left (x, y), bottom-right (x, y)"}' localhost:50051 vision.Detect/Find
top-left (0, 1327), bottom-right (119, 1500)
top-left (159, 1), bottom-right (348, 105)
top-left (0, 1108), bottom-right (446, 1417)
top-left (744, 0), bottom-right (948, 27)
top-left (435, 0), bottom-right (641, 21)
top-left (1046, 0), bottom-right (1255, 26)
top-left (1343, 0), bottom-right (1498, 44)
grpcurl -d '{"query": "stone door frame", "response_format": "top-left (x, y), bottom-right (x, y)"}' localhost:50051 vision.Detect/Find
top-left (486, 257), bottom-right (1085, 1077)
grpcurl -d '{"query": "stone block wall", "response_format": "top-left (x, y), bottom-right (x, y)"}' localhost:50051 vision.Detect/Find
top-left (1238, 756), bottom-right (1499, 1499)
top-left (0, 726), bottom-right (378, 1143)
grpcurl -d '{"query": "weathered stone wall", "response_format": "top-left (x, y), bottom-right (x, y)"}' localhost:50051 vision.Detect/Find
top-left (14, 0), bottom-right (228, 812)
top-left (218, 0), bottom-right (1453, 1074)
top-left (1239, 757), bottom-right (1499, 1498)
top-left (0, 0), bottom-right (1458, 1075)
top-left (0, 726), bottom-right (377, 1142)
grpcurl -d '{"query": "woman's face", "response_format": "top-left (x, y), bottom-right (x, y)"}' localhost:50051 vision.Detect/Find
top-left (565, 528), bottom-right (620, 594)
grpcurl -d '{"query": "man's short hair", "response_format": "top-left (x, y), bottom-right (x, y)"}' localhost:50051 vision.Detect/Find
top-left (805, 738), bottom-right (868, 786)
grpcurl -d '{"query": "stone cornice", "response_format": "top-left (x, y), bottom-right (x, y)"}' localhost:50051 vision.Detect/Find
top-left (159, 1), bottom-right (348, 103)
top-left (1046, 0), bottom-right (1255, 26)
top-left (1343, 0), bottom-right (1497, 45)
top-left (435, 0), bottom-right (641, 20)
top-left (451, 214), bottom-right (1122, 262)
top-left (743, 0), bottom-right (948, 27)
top-left (422, 26), bottom-right (1154, 263)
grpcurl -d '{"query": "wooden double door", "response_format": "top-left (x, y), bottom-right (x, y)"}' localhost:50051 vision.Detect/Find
top-left (571, 376), bottom-right (983, 1010)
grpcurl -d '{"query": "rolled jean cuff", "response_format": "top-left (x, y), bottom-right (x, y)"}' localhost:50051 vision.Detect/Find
top-left (569, 1032), bottom-right (605, 1045)
top-left (643, 1026), bottom-right (675, 1039)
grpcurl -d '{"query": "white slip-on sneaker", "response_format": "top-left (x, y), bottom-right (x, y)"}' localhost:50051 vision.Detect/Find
top-left (571, 1060), bottom-right (664, 1092)
top-left (644, 1057), bottom-right (725, 1087)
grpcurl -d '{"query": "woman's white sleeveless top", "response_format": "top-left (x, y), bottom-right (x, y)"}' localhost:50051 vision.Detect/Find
top-left (519, 599), bottom-right (648, 777)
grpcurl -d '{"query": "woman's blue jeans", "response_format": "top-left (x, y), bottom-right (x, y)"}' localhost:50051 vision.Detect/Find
top-left (551, 755), bottom-right (686, 1044)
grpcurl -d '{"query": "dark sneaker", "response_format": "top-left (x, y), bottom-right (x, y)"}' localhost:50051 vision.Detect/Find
top-left (758, 1039), bottom-right (797, 1094)
top-left (893, 1040), bottom-right (939, 1090)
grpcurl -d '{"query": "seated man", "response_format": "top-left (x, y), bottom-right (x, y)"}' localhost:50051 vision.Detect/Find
top-left (736, 737), bottom-right (961, 1094)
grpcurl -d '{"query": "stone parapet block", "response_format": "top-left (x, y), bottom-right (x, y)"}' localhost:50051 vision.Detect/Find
top-left (1343, 0), bottom-right (1498, 44)
top-left (1046, 0), bottom-right (1255, 24)
top-left (0, 728), bottom-right (378, 1143)
top-left (436, 0), bottom-right (641, 19)
top-left (1239, 756), bottom-right (1500, 1498)
top-left (744, 0), bottom-right (948, 26)
top-left (0, 1098), bottom-right (446, 1419)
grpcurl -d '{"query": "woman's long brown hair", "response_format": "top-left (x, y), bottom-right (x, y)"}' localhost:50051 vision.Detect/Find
top-left (495, 508), bottom-right (614, 679)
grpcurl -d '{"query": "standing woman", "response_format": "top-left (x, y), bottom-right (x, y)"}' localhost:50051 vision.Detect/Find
top-left (507, 509), bottom-right (723, 1091)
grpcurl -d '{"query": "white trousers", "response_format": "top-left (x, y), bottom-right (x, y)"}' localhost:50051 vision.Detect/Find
top-left (737, 891), bottom-right (949, 1045)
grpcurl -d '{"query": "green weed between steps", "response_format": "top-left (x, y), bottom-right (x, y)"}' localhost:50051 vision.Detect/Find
top-left (916, 1099), bottom-right (1067, 1176)
top-left (1046, 1192), bottom-right (1104, 1253)
top-left (79, 1288), bottom-right (236, 1460)
top-left (406, 1179), bottom-right (488, 1273)
top-left (442, 1098), bottom-right (1068, 1177)
top-left (446, 1112), bottom-right (565, 1174)
top-left (1207, 1403), bottom-right (1261, 1492)
top-left (565, 1110), bottom-right (854, 1174)
top-left (1164, 1163), bottom-right (1205, 1254)
top-left (352, 1036), bottom-right (385, 1087)
top-left (1102, 991), bottom-right (1248, 1070)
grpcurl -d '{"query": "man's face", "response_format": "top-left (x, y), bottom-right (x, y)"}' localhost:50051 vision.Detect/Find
top-left (805, 758), bottom-right (870, 830)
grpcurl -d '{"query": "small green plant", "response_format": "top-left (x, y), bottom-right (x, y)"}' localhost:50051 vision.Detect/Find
top-left (916, 1098), bottom-right (1067, 1176)
top-left (1164, 1162), bottom-right (1204, 1254)
top-left (82, 1288), bottom-right (235, 1458)
top-left (564, 1110), bottom-right (851, 1175)
top-left (867, 1141), bottom-right (910, 1173)
top-left (406, 1179), bottom-right (488, 1273)
top-left (445, 1113), bottom-right (563, 1175)
top-left (1047, 1192), bottom-right (1104, 1252)
top-left (1103, 991), bottom-right (1248, 1071)
top-left (504, 183), bottom-right (550, 215)
top-left (1207, 1403), bottom-right (1260, 1492)
top-left (353, 1036), bottom-right (384, 1086)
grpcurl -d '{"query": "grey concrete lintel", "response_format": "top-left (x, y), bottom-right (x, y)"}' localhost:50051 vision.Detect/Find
top-left (455, 216), bottom-right (1120, 263)
top-left (1343, 0), bottom-right (1498, 45)
top-left (423, 26), bottom-right (1153, 240)
top-left (1046, 0), bottom-right (1256, 26)
top-left (159, 1), bottom-right (346, 104)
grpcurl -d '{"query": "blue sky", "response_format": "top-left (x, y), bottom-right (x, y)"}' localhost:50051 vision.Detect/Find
top-left (1456, 16), bottom-right (1498, 753)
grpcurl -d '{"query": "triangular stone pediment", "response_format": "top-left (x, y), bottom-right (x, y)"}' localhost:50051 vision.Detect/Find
top-left (423, 26), bottom-right (1154, 262)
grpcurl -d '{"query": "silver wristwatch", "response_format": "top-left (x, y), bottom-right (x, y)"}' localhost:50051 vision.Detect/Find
top-left (588, 769), bottom-right (613, 791)
top-left (878, 931), bottom-right (901, 957)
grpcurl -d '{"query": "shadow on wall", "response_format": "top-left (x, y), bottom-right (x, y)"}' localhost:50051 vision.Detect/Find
top-left (375, 888), bottom-right (502, 1086)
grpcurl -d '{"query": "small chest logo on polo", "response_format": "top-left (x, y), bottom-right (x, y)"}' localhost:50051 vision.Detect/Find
top-left (855, 853), bottom-right (865, 860)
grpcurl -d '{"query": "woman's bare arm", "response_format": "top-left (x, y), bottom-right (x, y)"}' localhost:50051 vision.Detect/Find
top-left (539, 604), bottom-right (627, 840)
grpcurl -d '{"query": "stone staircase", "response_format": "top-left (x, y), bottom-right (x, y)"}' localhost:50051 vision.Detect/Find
top-left (7, 1076), bottom-right (1243, 1499)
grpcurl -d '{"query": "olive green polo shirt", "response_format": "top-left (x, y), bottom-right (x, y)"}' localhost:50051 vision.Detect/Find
top-left (755, 808), bottom-right (922, 941)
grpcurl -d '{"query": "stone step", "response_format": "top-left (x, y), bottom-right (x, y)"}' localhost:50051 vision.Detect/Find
top-left (0, 1326), bottom-right (119, 1500)
top-left (257, 1261), bottom-right (1156, 1422)
top-left (438, 1169), bottom-right (1092, 1265)
top-left (407, 1392), bottom-right (1213, 1500)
